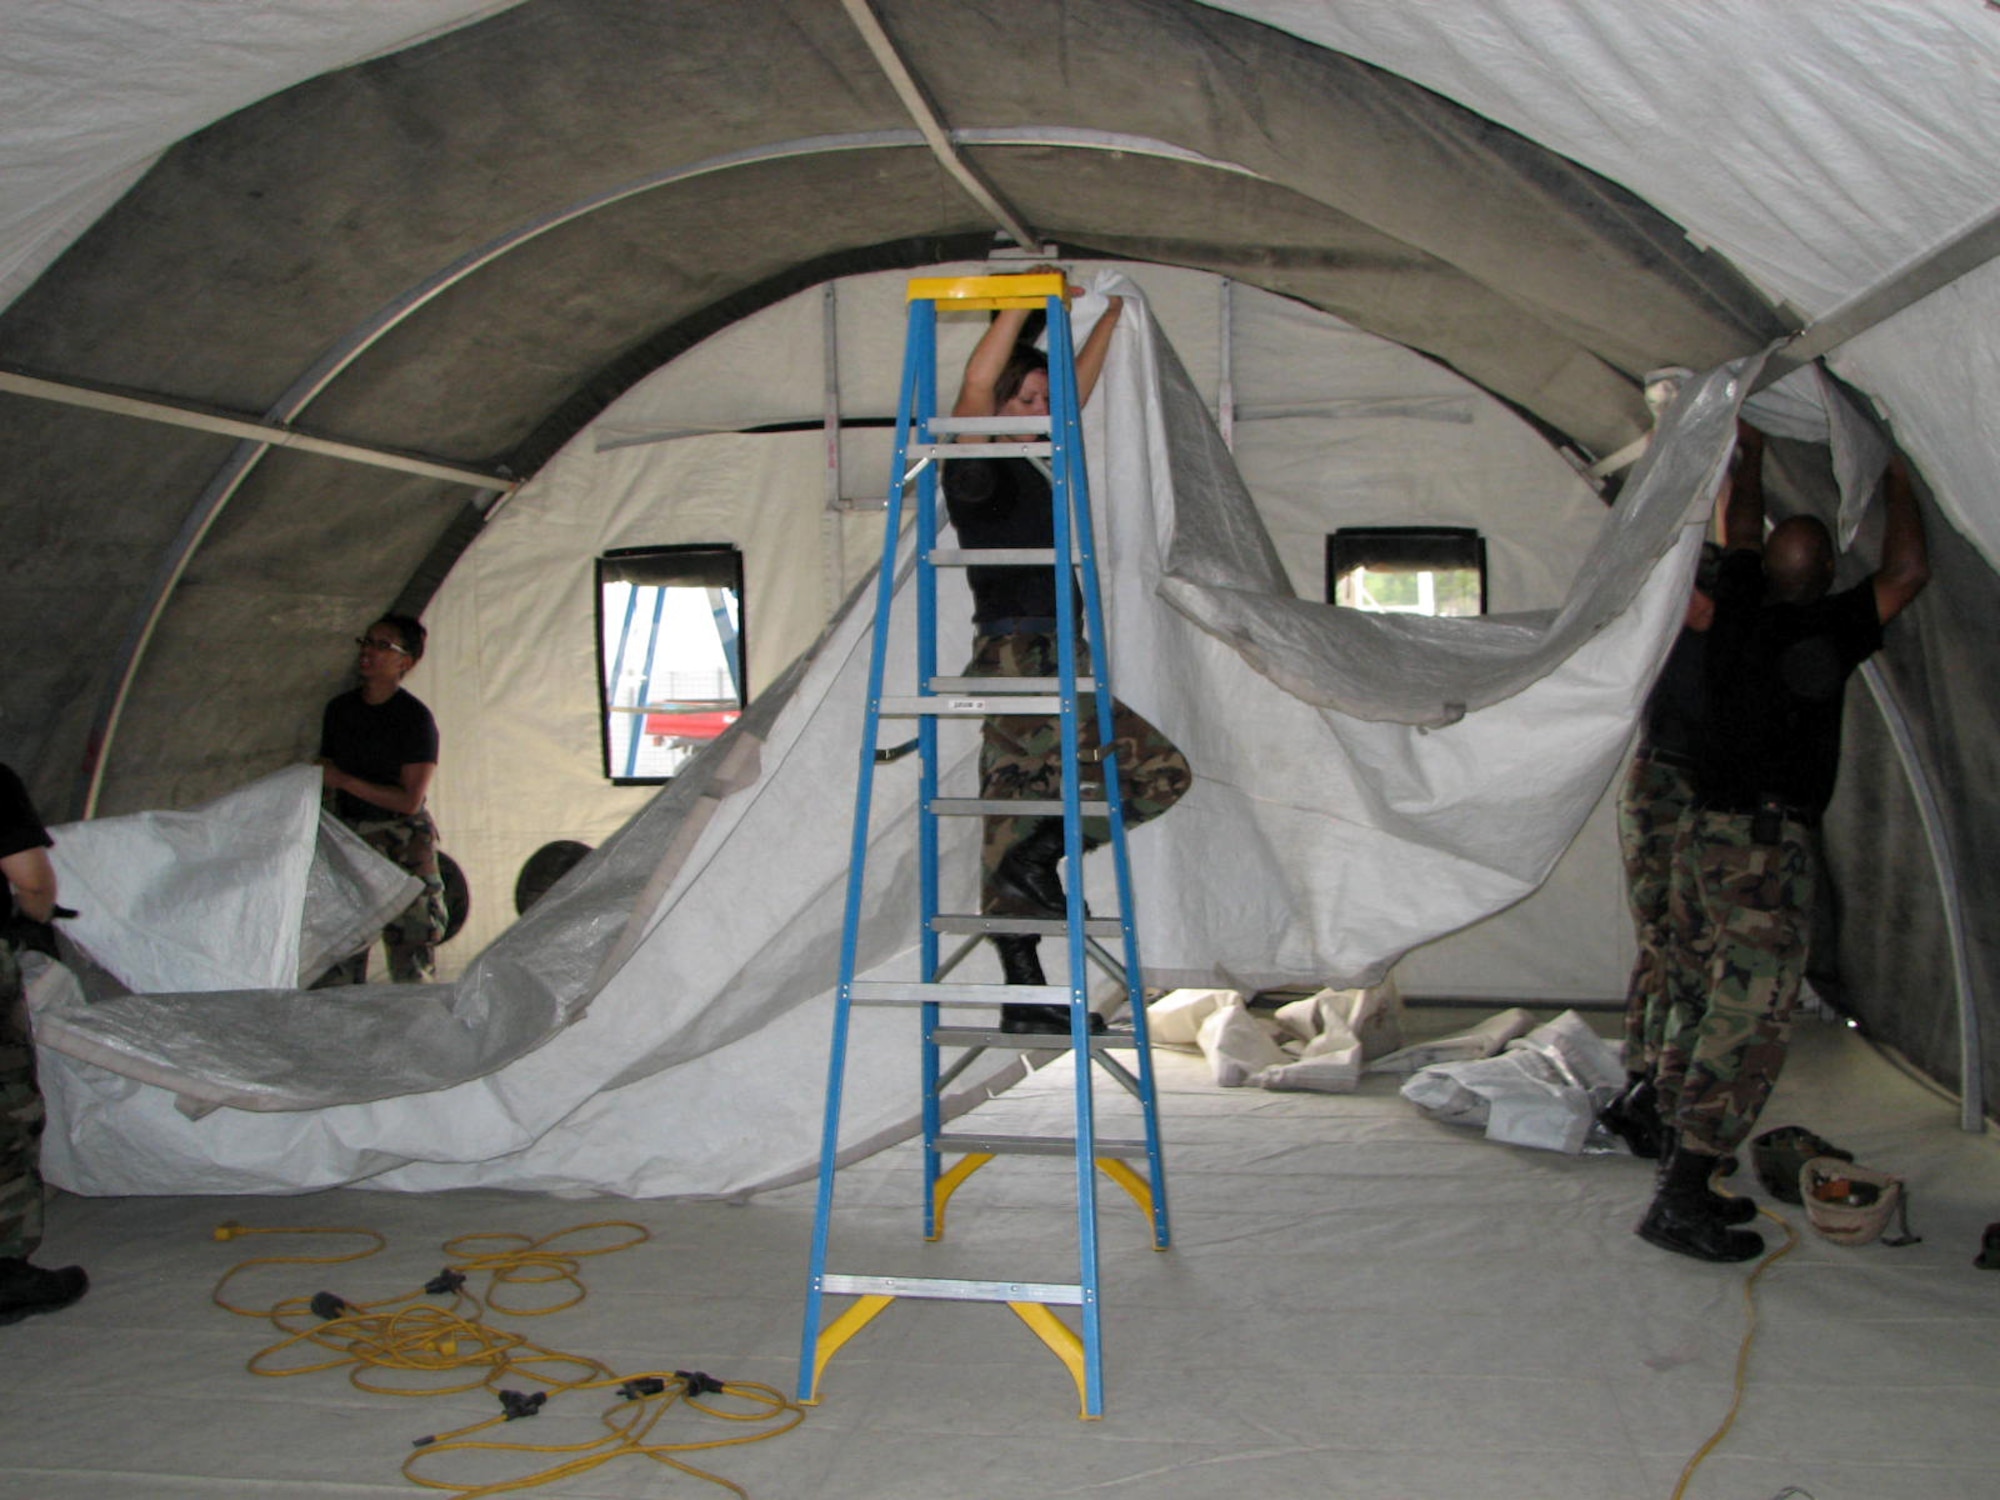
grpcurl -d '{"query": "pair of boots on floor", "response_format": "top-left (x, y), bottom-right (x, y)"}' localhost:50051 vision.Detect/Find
top-left (990, 818), bottom-right (1105, 1036)
top-left (1604, 1074), bottom-right (1763, 1263)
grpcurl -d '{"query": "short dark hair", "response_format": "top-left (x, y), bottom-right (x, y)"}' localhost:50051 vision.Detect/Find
top-left (993, 345), bottom-right (1048, 408)
top-left (373, 613), bottom-right (427, 662)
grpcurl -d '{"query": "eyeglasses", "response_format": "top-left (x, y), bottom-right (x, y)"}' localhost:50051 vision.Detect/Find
top-left (355, 636), bottom-right (411, 655)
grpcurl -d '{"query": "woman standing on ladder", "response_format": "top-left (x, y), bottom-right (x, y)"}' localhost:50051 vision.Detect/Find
top-left (316, 615), bottom-right (448, 984)
top-left (943, 272), bottom-right (1190, 1032)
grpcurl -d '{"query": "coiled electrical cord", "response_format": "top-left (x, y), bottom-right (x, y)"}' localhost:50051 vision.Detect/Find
top-left (210, 1219), bottom-right (804, 1497)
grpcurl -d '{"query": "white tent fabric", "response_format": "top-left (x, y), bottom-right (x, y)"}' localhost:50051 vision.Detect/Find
top-left (42, 765), bottom-right (419, 996)
top-left (32, 278), bottom-right (1735, 1197)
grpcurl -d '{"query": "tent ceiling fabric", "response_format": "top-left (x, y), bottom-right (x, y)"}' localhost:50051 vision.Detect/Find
top-left (0, 0), bottom-right (1788, 816)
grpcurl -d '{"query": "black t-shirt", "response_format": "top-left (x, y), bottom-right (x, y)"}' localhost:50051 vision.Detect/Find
top-left (1642, 626), bottom-right (1706, 760)
top-left (319, 688), bottom-right (438, 823)
top-left (0, 762), bottom-right (54, 926)
top-left (1697, 549), bottom-right (1884, 815)
top-left (942, 454), bottom-right (1063, 627)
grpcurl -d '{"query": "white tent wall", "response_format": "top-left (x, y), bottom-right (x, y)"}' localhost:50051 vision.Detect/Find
top-left (415, 262), bottom-right (1630, 999)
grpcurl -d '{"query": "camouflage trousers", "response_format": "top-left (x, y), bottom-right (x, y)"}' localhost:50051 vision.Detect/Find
top-left (1654, 808), bottom-right (1816, 1157)
top-left (323, 810), bottom-right (448, 985)
top-left (1, 942), bottom-right (46, 1258)
top-left (1615, 754), bottom-right (1697, 1074)
top-left (967, 629), bottom-right (1192, 916)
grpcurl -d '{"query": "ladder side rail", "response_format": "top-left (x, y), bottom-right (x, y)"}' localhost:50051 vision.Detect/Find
top-left (1057, 298), bottom-right (1171, 1254)
top-left (800, 296), bottom-right (932, 1403)
top-left (910, 302), bottom-right (951, 1242)
top-left (1044, 292), bottom-right (1106, 1418)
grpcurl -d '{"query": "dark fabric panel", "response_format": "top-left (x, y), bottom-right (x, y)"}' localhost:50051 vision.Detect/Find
top-left (1820, 464), bottom-right (2000, 1123)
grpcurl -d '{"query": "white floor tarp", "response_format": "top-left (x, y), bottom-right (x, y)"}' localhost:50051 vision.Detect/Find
top-left (31, 280), bottom-right (1745, 1198)
top-left (9, 1013), bottom-right (2000, 1500)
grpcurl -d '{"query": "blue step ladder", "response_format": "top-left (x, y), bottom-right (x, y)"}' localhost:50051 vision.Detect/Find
top-left (797, 273), bottom-right (1170, 1420)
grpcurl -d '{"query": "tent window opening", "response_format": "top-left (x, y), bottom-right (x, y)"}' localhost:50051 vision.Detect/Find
top-left (596, 545), bottom-right (745, 783)
top-left (1327, 526), bottom-right (1487, 617)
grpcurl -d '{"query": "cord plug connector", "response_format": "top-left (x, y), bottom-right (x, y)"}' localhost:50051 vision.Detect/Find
top-left (676, 1369), bottom-right (725, 1397)
top-left (497, 1390), bottom-right (546, 1422)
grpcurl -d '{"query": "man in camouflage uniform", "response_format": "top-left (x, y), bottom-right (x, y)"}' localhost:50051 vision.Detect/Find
top-left (1, 762), bottom-right (89, 1323)
top-left (1639, 428), bottom-right (1929, 1263)
top-left (1600, 544), bottom-right (1721, 1158)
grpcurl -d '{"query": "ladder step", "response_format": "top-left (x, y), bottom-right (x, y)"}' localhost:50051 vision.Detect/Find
top-left (932, 913), bottom-right (1124, 938)
top-left (925, 415), bottom-right (1053, 435)
top-left (929, 547), bottom-right (1059, 567)
top-left (909, 441), bottom-right (1052, 462)
top-left (929, 797), bottom-right (1110, 817)
top-left (932, 1024), bottom-right (1135, 1051)
top-left (928, 676), bottom-right (1096, 694)
top-left (937, 1132), bottom-right (1152, 1159)
top-left (851, 980), bottom-right (1072, 1006)
top-left (881, 695), bottom-right (1064, 717)
top-left (820, 1272), bottom-right (1082, 1306)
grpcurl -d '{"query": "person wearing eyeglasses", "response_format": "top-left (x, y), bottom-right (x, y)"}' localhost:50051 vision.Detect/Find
top-left (315, 615), bottom-right (447, 984)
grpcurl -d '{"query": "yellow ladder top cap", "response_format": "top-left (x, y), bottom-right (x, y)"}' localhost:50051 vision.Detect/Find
top-left (909, 272), bottom-right (1068, 310)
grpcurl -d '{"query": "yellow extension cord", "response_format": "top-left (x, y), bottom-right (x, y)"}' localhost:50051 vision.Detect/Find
top-left (209, 1219), bottom-right (805, 1498)
top-left (1669, 1197), bottom-right (1802, 1500)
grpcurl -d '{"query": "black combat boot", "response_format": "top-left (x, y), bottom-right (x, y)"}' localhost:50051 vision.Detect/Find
top-left (1638, 1146), bottom-right (1764, 1262)
top-left (992, 935), bottom-right (1104, 1035)
top-left (1600, 1073), bottom-right (1667, 1159)
top-left (993, 819), bottom-right (1071, 916)
top-left (993, 935), bottom-right (1064, 1033)
top-left (1655, 1131), bottom-right (1757, 1224)
top-left (0, 1256), bottom-right (90, 1325)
